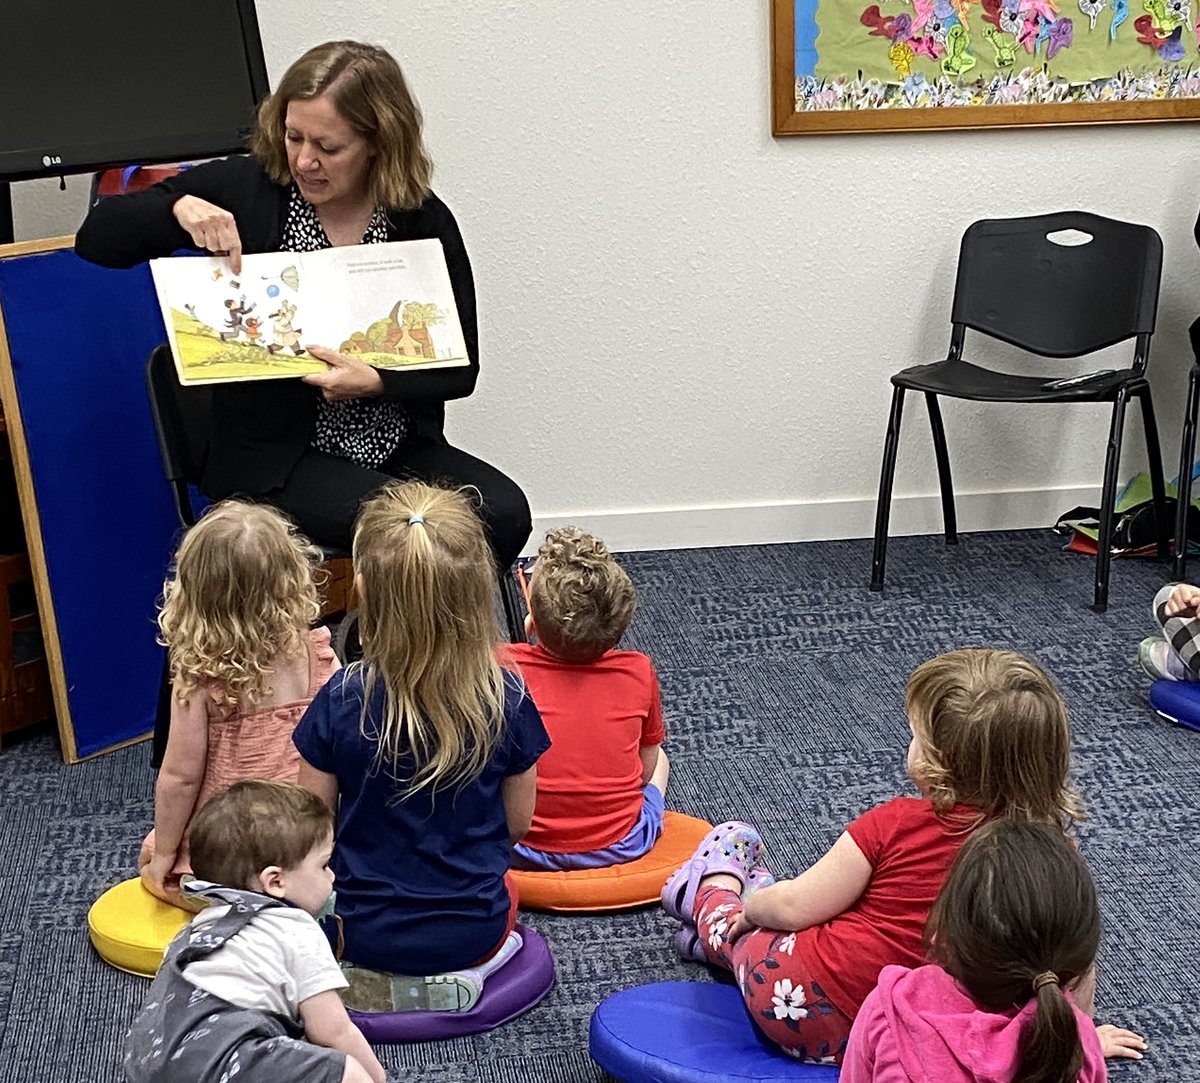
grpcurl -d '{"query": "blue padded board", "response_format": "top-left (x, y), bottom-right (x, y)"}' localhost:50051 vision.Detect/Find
top-left (1149, 679), bottom-right (1200, 733)
top-left (0, 249), bottom-right (177, 758)
top-left (589, 982), bottom-right (841, 1082)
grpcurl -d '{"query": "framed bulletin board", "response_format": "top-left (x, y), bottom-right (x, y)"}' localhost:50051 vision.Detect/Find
top-left (772, 0), bottom-right (1200, 133)
top-left (0, 237), bottom-right (178, 761)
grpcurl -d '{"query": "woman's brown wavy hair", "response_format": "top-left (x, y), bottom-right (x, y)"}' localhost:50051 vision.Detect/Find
top-left (251, 40), bottom-right (433, 210)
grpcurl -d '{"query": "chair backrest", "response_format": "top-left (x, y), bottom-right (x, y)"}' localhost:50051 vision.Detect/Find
top-left (950, 212), bottom-right (1163, 360)
top-left (144, 344), bottom-right (212, 528)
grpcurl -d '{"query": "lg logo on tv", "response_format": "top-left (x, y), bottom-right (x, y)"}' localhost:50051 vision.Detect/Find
top-left (42, 154), bottom-right (62, 167)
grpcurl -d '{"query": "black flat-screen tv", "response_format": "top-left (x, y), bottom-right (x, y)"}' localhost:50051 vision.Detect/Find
top-left (0, 0), bottom-right (269, 185)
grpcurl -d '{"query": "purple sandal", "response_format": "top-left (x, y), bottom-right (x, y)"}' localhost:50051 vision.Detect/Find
top-left (672, 924), bottom-right (708, 963)
top-left (660, 821), bottom-right (765, 924)
top-left (744, 864), bottom-right (775, 899)
top-left (661, 858), bottom-right (707, 924)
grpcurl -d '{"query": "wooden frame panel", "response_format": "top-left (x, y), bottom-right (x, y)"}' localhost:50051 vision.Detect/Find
top-left (772, 0), bottom-right (1200, 135)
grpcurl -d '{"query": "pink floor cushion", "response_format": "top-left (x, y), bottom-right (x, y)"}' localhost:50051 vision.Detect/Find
top-left (589, 982), bottom-right (841, 1081)
top-left (347, 924), bottom-right (555, 1043)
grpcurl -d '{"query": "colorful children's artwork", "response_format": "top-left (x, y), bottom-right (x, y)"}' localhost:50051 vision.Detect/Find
top-left (772, 0), bottom-right (1200, 132)
top-left (150, 239), bottom-right (469, 385)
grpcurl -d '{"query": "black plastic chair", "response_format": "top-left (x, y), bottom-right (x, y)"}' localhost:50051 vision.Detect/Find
top-left (145, 343), bottom-right (213, 529)
top-left (144, 343), bottom-right (527, 640)
top-left (1172, 321), bottom-right (1200, 579)
top-left (870, 212), bottom-right (1167, 613)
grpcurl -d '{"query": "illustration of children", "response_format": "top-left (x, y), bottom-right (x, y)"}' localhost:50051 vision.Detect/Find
top-left (267, 300), bottom-right (306, 356)
top-left (243, 317), bottom-right (264, 347)
top-left (219, 296), bottom-right (256, 342)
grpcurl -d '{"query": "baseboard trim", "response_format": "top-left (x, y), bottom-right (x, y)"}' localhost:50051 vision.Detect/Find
top-left (526, 486), bottom-right (1100, 554)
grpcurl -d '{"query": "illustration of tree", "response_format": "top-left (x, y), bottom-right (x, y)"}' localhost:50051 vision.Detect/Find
top-left (401, 301), bottom-right (444, 329)
top-left (365, 317), bottom-right (393, 351)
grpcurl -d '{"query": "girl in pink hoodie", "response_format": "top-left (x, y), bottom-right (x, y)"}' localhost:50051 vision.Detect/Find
top-left (842, 819), bottom-right (1144, 1083)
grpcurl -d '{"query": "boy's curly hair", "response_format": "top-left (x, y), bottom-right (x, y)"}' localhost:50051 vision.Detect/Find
top-left (530, 527), bottom-right (637, 663)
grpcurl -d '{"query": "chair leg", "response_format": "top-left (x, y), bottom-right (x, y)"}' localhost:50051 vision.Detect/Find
top-left (1174, 365), bottom-right (1200, 580)
top-left (871, 387), bottom-right (906, 591)
top-left (925, 393), bottom-right (958, 546)
top-left (1094, 389), bottom-right (1130, 613)
top-left (499, 565), bottom-right (527, 643)
top-left (1136, 388), bottom-right (1169, 561)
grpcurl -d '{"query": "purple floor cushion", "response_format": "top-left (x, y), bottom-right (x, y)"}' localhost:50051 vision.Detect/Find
top-left (1150, 680), bottom-right (1200, 733)
top-left (589, 982), bottom-right (840, 1082)
top-left (347, 924), bottom-right (554, 1043)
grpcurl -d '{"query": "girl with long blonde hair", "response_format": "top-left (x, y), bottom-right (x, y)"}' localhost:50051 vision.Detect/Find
top-left (294, 481), bottom-right (549, 1012)
top-left (140, 501), bottom-right (339, 909)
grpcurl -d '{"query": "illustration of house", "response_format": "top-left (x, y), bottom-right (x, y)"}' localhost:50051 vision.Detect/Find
top-left (387, 323), bottom-right (436, 359)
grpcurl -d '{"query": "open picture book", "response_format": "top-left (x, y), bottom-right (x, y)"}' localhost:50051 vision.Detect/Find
top-left (149, 238), bottom-right (470, 386)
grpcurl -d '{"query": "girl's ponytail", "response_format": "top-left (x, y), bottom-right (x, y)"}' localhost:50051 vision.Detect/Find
top-left (926, 820), bottom-right (1100, 1083)
top-left (1016, 972), bottom-right (1085, 1083)
top-left (352, 481), bottom-right (507, 795)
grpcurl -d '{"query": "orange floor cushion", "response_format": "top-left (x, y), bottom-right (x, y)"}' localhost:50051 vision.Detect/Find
top-left (88, 877), bottom-right (190, 977)
top-left (512, 812), bottom-right (713, 912)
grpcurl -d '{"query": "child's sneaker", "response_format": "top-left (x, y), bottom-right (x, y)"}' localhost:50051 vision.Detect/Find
top-left (341, 964), bottom-right (482, 1013)
top-left (1138, 637), bottom-right (1190, 681)
top-left (340, 931), bottom-right (524, 1014)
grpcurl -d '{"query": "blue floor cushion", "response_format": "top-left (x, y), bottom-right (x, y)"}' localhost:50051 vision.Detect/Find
top-left (589, 981), bottom-right (841, 1081)
top-left (1150, 679), bottom-right (1200, 732)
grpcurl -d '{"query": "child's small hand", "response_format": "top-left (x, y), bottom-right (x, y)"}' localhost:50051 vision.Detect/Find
top-left (726, 911), bottom-right (759, 943)
top-left (1096, 1023), bottom-right (1147, 1060)
top-left (1165, 583), bottom-right (1200, 617)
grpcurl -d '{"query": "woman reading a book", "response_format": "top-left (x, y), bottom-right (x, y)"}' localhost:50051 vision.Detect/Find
top-left (76, 40), bottom-right (530, 572)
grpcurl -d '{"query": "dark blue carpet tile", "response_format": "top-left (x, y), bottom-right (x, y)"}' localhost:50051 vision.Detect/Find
top-left (0, 529), bottom-right (1195, 1081)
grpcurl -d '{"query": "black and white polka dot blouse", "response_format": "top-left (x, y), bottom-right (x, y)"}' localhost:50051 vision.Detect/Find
top-left (281, 187), bottom-right (410, 470)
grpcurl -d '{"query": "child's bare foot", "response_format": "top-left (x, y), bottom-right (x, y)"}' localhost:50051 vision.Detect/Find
top-left (698, 872), bottom-right (742, 894)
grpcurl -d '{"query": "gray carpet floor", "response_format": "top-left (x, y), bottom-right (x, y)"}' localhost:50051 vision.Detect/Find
top-left (1, 530), bottom-right (1195, 1082)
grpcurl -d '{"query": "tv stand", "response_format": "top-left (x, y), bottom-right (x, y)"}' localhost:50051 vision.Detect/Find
top-left (0, 184), bottom-right (12, 246)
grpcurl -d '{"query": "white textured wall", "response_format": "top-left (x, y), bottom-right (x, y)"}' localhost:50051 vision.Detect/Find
top-left (14, 0), bottom-right (1200, 551)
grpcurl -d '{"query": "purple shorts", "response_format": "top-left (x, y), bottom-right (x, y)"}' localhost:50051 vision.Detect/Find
top-left (511, 783), bottom-right (665, 871)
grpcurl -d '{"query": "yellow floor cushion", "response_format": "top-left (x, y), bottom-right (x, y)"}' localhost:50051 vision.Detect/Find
top-left (512, 812), bottom-right (714, 913)
top-left (87, 878), bottom-right (190, 977)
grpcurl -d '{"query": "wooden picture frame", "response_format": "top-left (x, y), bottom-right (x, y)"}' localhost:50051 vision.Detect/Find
top-left (772, 0), bottom-right (1200, 134)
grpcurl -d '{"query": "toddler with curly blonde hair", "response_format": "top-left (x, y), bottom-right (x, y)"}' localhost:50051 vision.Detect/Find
top-left (139, 501), bottom-right (339, 909)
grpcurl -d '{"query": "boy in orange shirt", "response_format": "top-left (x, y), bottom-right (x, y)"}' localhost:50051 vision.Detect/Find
top-left (510, 528), bottom-right (669, 870)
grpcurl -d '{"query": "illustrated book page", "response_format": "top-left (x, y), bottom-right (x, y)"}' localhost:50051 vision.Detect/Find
top-left (149, 238), bottom-right (469, 386)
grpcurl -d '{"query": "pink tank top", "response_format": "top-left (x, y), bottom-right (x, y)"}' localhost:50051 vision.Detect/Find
top-left (156, 626), bottom-right (338, 876)
top-left (192, 625), bottom-right (337, 810)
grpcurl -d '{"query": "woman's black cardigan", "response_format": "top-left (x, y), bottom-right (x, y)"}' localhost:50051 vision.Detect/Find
top-left (75, 155), bottom-right (480, 499)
